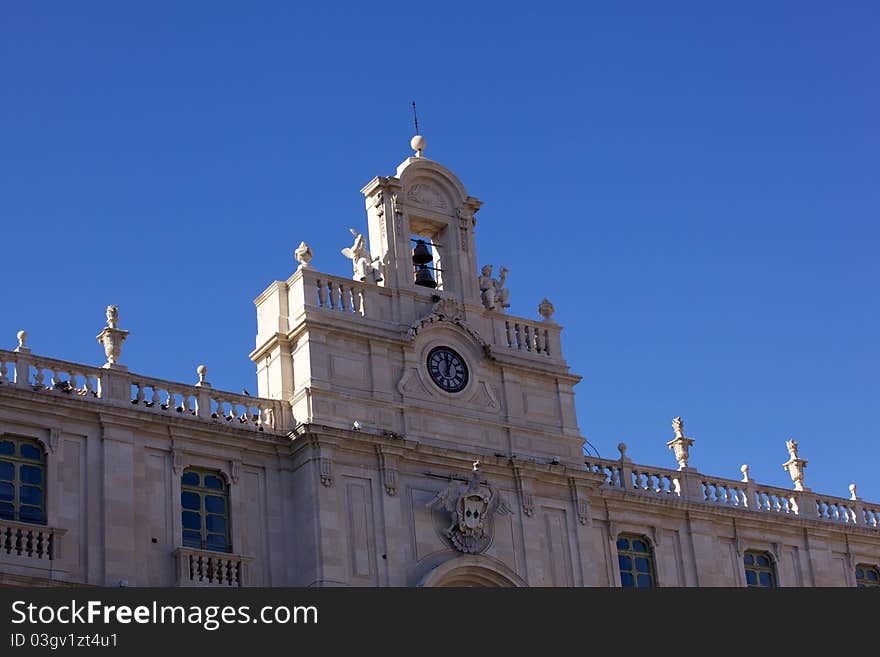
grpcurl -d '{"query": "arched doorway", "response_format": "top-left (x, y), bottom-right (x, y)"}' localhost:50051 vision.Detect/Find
top-left (419, 554), bottom-right (527, 587)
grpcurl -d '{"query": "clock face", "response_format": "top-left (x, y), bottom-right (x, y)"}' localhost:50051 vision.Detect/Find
top-left (426, 346), bottom-right (469, 393)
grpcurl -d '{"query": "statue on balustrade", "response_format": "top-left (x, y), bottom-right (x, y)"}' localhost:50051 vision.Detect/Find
top-left (478, 264), bottom-right (510, 311)
top-left (341, 228), bottom-right (382, 283)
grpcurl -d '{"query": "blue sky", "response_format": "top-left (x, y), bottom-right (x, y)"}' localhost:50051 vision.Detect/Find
top-left (1, 2), bottom-right (877, 501)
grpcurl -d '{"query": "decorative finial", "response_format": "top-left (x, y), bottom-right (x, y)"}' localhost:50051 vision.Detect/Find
top-left (849, 483), bottom-right (859, 501)
top-left (538, 298), bottom-right (555, 322)
top-left (294, 241), bottom-right (313, 270)
top-left (196, 365), bottom-right (209, 387)
top-left (782, 438), bottom-right (808, 491)
top-left (672, 416), bottom-right (684, 438)
top-left (472, 459), bottom-right (481, 472)
top-left (617, 442), bottom-right (627, 459)
top-left (14, 330), bottom-right (29, 354)
top-left (741, 464), bottom-right (751, 483)
top-left (96, 305), bottom-right (129, 370)
top-left (106, 304), bottom-right (119, 329)
top-left (667, 417), bottom-right (695, 470)
top-left (411, 135), bottom-right (426, 157)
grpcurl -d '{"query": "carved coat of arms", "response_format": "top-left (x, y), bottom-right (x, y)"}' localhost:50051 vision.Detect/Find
top-left (428, 461), bottom-right (510, 554)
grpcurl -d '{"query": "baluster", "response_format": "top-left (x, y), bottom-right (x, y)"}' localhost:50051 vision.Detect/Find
top-left (34, 367), bottom-right (45, 388)
top-left (505, 321), bottom-right (513, 348)
top-left (327, 282), bottom-right (338, 309)
top-left (514, 324), bottom-right (523, 349)
top-left (534, 328), bottom-right (543, 353)
top-left (3, 526), bottom-right (10, 553)
top-left (188, 554), bottom-right (195, 580)
top-left (47, 532), bottom-right (54, 559)
top-left (316, 279), bottom-right (327, 307)
top-left (134, 383), bottom-right (144, 405)
top-left (36, 531), bottom-right (44, 558)
top-left (523, 325), bottom-right (532, 351)
top-left (0, 359), bottom-right (7, 383)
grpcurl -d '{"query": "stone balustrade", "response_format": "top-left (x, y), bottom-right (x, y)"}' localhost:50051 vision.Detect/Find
top-left (584, 459), bottom-right (623, 487)
top-left (502, 319), bottom-right (551, 355)
top-left (0, 351), bottom-right (103, 396)
top-left (585, 454), bottom-right (879, 531)
top-left (174, 547), bottom-right (252, 587)
top-left (285, 269), bottom-right (565, 360)
top-left (0, 349), bottom-right (288, 434)
top-left (631, 466), bottom-right (680, 496)
top-left (1, 519), bottom-right (64, 561)
top-left (311, 275), bottom-right (366, 315)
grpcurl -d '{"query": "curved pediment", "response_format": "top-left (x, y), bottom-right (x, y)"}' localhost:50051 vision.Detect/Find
top-left (406, 299), bottom-right (493, 360)
top-left (396, 158), bottom-right (470, 217)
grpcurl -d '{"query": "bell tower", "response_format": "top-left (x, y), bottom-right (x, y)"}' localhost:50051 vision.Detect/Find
top-left (250, 134), bottom-right (584, 462)
top-left (360, 136), bottom-right (484, 306)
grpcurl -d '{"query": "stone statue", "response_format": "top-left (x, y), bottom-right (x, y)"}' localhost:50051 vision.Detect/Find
top-left (341, 228), bottom-right (382, 283)
top-left (786, 439), bottom-right (799, 460)
top-left (294, 241), bottom-right (313, 270)
top-left (478, 264), bottom-right (510, 311)
top-left (106, 304), bottom-right (119, 329)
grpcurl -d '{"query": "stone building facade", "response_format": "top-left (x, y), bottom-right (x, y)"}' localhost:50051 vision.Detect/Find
top-left (1, 138), bottom-right (878, 587)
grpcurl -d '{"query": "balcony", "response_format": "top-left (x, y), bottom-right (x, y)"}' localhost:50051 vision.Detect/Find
top-left (174, 547), bottom-right (253, 587)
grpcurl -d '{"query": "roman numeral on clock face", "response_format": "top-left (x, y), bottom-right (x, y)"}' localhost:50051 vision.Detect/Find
top-left (426, 346), bottom-right (468, 392)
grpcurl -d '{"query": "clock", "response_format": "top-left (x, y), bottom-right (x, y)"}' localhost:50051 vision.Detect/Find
top-left (426, 346), bottom-right (469, 393)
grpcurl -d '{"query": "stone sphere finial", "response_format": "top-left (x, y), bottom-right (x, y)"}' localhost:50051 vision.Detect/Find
top-left (16, 330), bottom-right (27, 348)
top-left (538, 298), bottom-right (555, 321)
top-left (741, 464), bottom-right (751, 483)
top-left (411, 135), bottom-right (426, 156)
top-left (849, 483), bottom-right (859, 501)
top-left (617, 442), bottom-right (627, 458)
top-left (197, 365), bottom-right (207, 380)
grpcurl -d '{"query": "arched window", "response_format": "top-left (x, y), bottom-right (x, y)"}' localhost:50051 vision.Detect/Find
top-left (0, 437), bottom-right (46, 525)
top-left (181, 469), bottom-right (230, 553)
top-left (616, 534), bottom-right (656, 588)
top-left (855, 564), bottom-right (879, 588)
top-left (743, 550), bottom-right (777, 587)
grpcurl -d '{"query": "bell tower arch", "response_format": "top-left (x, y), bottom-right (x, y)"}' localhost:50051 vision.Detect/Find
top-left (360, 139), bottom-right (483, 306)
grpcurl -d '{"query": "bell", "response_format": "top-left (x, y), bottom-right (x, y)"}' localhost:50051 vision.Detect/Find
top-left (412, 239), bottom-right (433, 265)
top-left (414, 264), bottom-right (437, 288)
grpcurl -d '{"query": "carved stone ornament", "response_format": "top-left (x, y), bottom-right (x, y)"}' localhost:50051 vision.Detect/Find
top-left (294, 241), bottom-right (313, 269)
top-left (96, 305), bottom-right (129, 368)
top-left (666, 416), bottom-right (695, 470)
top-left (538, 298), bottom-right (555, 322)
top-left (406, 182), bottom-right (447, 209)
top-left (478, 264), bottom-right (510, 311)
top-left (341, 228), bottom-right (382, 283)
top-left (428, 461), bottom-right (511, 554)
top-left (781, 438), bottom-right (808, 491)
top-left (406, 299), bottom-right (493, 359)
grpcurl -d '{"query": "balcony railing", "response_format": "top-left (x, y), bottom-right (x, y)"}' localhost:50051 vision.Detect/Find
top-left (174, 547), bottom-right (253, 587)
